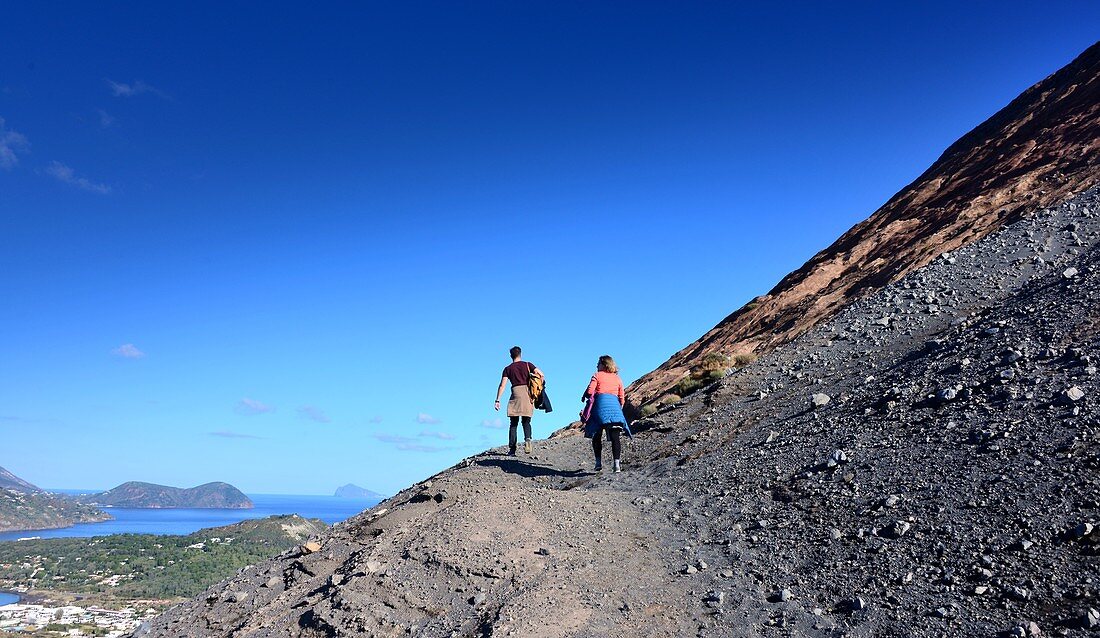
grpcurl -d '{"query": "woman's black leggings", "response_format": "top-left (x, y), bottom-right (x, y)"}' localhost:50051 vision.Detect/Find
top-left (509, 416), bottom-right (532, 449)
top-left (592, 424), bottom-right (622, 461)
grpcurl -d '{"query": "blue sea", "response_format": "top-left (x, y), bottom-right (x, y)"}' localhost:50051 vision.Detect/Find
top-left (0, 493), bottom-right (381, 542)
top-left (0, 592), bottom-right (17, 606)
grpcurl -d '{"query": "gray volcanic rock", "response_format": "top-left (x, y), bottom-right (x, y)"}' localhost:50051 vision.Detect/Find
top-left (135, 187), bottom-right (1100, 637)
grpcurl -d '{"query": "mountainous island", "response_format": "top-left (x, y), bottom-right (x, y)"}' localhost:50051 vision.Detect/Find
top-left (79, 481), bottom-right (254, 509)
top-left (136, 42), bottom-right (1100, 637)
top-left (0, 465), bottom-right (111, 533)
top-left (333, 484), bottom-right (386, 500)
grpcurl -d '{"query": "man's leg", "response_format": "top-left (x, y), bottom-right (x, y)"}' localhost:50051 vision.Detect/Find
top-left (522, 416), bottom-right (532, 454)
top-left (508, 416), bottom-right (519, 454)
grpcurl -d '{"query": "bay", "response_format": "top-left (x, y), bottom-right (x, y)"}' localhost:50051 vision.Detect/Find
top-left (0, 592), bottom-right (18, 606)
top-left (0, 493), bottom-right (380, 542)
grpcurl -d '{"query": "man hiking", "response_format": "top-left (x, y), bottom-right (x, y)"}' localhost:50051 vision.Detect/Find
top-left (494, 346), bottom-right (543, 455)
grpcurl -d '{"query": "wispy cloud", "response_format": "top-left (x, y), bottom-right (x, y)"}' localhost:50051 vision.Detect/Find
top-left (45, 161), bottom-right (111, 194)
top-left (96, 109), bottom-right (115, 129)
top-left (111, 343), bottom-right (145, 359)
top-left (368, 415), bottom-right (384, 424)
top-left (416, 412), bottom-right (442, 425)
top-left (210, 430), bottom-right (263, 440)
top-left (298, 406), bottom-right (331, 423)
top-left (106, 79), bottom-right (169, 99)
top-left (0, 117), bottom-right (30, 169)
top-left (372, 433), bottom-right (416, 444)
top-left (419, 430), bottom-right (455, 440)
top-left (236, 398), bottom-right (273, 415)
top-left (396, 443), bottom-right (455, 453)
top-left (480, 418), bottom-right (504, 429)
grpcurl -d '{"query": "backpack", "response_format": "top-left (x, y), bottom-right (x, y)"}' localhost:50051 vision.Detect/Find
top-left (527, 363), bottom-right (545, 402)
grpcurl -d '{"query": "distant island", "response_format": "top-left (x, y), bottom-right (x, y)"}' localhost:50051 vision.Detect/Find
top-left (0, 465), bottom-right (111, 533)
top-left (79, 481), bottom-right (254, 509)
top-left (333, 484), bottom-right (385, 500)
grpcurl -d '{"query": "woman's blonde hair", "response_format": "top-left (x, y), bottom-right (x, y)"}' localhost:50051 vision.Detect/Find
top-left (597, 355), bottom-right (618, 373)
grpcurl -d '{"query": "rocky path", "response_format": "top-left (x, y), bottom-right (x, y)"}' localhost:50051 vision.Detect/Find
top-left (139, 187), bottom-right (1100, 637)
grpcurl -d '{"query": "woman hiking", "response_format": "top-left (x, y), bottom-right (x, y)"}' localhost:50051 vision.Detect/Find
top-left (582, 355), bottom-right (629, 472)
top-left (494, 346), bottom-right (543, 456)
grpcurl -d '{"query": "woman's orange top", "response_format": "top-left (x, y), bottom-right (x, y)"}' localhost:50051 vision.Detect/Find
top-left (586, 371), bottom-right (625, 403)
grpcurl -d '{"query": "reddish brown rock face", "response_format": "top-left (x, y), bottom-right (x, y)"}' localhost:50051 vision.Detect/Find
top-left (628, 41), bottom-right (1100, 415)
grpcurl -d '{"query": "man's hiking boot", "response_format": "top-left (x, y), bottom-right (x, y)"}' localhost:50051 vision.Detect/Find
top-left (524, 440), bottom-right (532, 455)
top-left (613, 460), bottom-right (622, 473)
top-left (508, 448), bottom-right (517, 456)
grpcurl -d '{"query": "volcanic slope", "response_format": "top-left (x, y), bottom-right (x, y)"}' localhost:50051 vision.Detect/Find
top-left (138, 187), bottom-right (1100, 637)
top-left (627, 40), bottom-right (1100, 413)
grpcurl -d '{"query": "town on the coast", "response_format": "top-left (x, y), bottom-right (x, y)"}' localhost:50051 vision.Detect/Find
top-left (0, 600), bottom-right (152, 637)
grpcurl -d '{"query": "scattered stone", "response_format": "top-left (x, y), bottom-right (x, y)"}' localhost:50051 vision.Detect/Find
top-left (1070, 522), bottom-right (1095, 540)
top-left (765, 430), bottom-right (780, 444)
top-left (682, 565), bottom-right (698, 575)
top-left (301, 541), bottom-right (322, 554)
top-left (704, 590), bottom-right (725, 607)
top-left (536, 547), bottom-right (550, 556)
top-left (936, 387), bottom-right (958, 402)
top-left (468, 593), bottom-right (487, 606)
top-left (1063, 267), bottom-right (1079, 279)
top-left (811, 393), bottom-right (831, 408)
top-left (826, 449), bottom-right (848, 468)
top-left (1062, 386), bottom-right (1086, 403)
top-left (1083, 608), bottom-right (1100, 629)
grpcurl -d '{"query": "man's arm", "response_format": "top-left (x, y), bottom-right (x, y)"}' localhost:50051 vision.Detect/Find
top-left (494, 377), bottom-right (508, 410)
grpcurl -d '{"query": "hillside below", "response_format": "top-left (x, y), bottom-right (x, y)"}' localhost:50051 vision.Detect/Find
top-left (0, 466), bottom-right (111, 533)
top-left (627, 40), bottom-right (1100, 413)
top-left (81, 482), bottom-right (253, 509)
top-left (0, 514), bottom-right (327, 609)
top-left (136, 187), bottom-right (1100, 637)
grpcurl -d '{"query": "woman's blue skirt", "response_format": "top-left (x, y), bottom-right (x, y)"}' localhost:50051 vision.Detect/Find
top-left (584, 393), bottom-right (628, 438)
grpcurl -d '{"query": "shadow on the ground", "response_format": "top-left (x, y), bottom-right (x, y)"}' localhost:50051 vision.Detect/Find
top-left (476, 457), bottom-right (587, 479)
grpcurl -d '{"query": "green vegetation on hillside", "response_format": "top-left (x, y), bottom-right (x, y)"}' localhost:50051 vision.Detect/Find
top-left (0, 489), bottom-right (111, 533)
top-left (0, 515), bottom-right (325, 602)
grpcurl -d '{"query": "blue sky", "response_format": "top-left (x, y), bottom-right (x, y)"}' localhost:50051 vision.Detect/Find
top-left (2, 2), bottom-right (1098, 495)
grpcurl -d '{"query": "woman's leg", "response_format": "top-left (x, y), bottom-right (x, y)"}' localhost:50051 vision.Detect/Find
top-left (608, 426), bottom-right (622, 461)
top-left (508, 416), bottom-right (519, 454)
top-left (591, 428), bottom-right (603, 466)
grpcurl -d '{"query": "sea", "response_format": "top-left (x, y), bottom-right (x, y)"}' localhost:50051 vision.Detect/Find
top-left (0, 492), bottom-right (381, 543)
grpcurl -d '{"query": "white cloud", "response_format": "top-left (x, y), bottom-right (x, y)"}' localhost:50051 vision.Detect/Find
top-left (97, 109), bottom-right (115, 129)
top-left (416, 412), bottom-right (442, 425)
top-left (298, 406), bottom-right (331, 424)
top-left (396, 443), bottom-right (454, 453)
top-left (372, 433), bottom-right (416, 444)
top-left (236, 398), bottom-right (273, 415)
top-left (0, 117), bottom-right (30, 169)
top-left (106, 79), bottom-right (169, 99)
top-left (210, 430), bottom-right (262, 440)
top-left (45, 161), bottom-right (111, 194)
top-left (111, 343), bottom-right (145, 359)
top-left (480, 418), bottom-right (504, 429)
top-left (419, 430), bottom-right (456, 440)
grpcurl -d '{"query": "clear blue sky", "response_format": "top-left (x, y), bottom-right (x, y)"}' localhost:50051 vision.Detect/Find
top-left (2, 2), bottom-right (1097, 495)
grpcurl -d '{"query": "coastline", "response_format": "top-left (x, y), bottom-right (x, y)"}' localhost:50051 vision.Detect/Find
top-left (0, 590), bottom-right (20, 606)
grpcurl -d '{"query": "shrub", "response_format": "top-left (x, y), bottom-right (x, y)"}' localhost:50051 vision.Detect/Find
top-left (638, 403), bottom-right (658, 418)
top-left (675, 376), bottom-right (703, 396)
top-left (730, 353), bottom-right (757, 367)
top-left (658, 393), bottom-right (682, 405)
top-left (700, 352), bottom-right (731, 372)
